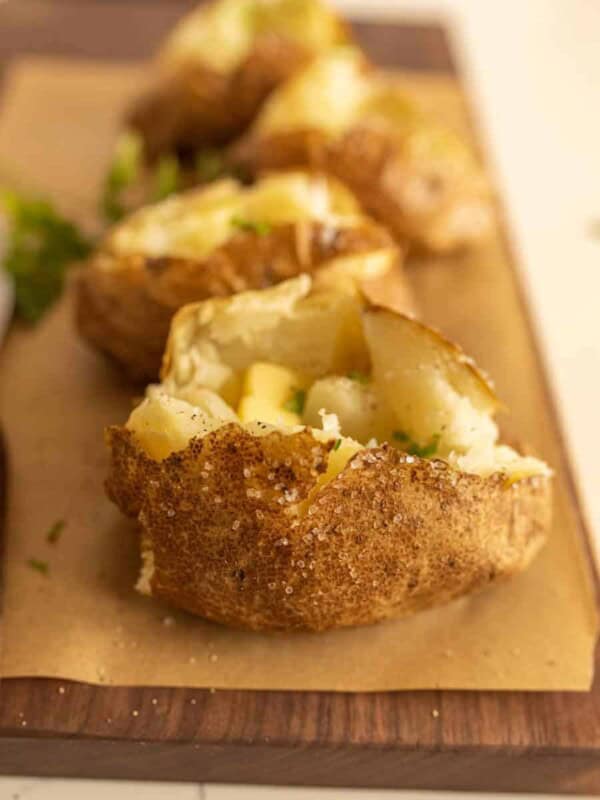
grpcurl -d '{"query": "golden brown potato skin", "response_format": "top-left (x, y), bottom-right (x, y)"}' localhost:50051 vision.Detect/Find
top-left (75, 220), bottom-right (396, 382)
top-left (230, 126), bottom-right (491, 253)
top-left (129, 36), bottom-right (323, 161)
top-left (106, 424), bottom-right (550, 632)
top-left (229, 128), bottom-right (327, 182)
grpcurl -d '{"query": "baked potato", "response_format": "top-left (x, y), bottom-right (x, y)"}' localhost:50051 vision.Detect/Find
top-left (128, 0), bottom-right (351, 161)
top-left (106, 272), bottom-right (551, 632)
top-left (76, 171), bottom-right (406, 381)
top-left (231, 47), bottom-right (493, 253)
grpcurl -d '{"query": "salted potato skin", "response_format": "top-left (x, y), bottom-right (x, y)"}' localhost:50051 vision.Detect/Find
top-left (106, 424), bottom-right (550, 632)
top-left (75, 220), bottom-right (395, 382)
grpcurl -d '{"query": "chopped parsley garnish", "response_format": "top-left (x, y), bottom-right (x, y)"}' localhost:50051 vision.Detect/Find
top-left (152, 153), bottom-right (181, 201)
top-left (231, 216), bottom-right (272, 236)
top-left (196, 148), bottom-right (226, 182)
top-left (1, 190), bottom-right (92, 322)
top-left (392, 430), bottom-right (440, 458)
top-left (347, 370), bottom-right (369, 384)
top-left (333, 438), bottom-right (342, 451)
top-left (284, 389), bottom-right (306, 415)
top-left (100, 131), bottom-right (143, 223)
top-left (411, 434), bottom-right (441, 458)
top-left (27, 558), bottom-right (49, 576)
top-left (46, 519), bottom-right (65, 545)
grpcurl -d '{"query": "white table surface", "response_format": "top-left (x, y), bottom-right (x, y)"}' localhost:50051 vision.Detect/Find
top-left (2, 0), bottom-right (599, 797)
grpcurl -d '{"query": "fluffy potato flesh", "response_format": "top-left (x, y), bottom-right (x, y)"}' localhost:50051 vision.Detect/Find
top-left (160, 0), bottom-right (349, 75)
top-left (109, 272), bottom-right (551, 631)
top-left (254, 46), bottom-right (371, 137)
top-left (108, 172), bottom-right (363, 261)
top-left (149, 274), bottom-right (548, 480)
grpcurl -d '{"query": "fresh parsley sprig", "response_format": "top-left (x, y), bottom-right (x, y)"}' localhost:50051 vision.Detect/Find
top-left (152, 154), bottom-right (181, 202)
top-left (100, 131), bottom-right (143, 223)
top-left (1, 190), bottom-right (92, 322)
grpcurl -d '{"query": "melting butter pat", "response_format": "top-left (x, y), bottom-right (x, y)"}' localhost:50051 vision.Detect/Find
top-left (237, 362), bottom-right (309, 427)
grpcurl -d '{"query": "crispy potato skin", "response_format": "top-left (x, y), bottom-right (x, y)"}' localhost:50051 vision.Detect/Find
top-left (106, 425), bottom-right (550, 632)
top-left (229, 127), bottom-right (329, 178)
top-left (129, 35), bottom-right (320, 161)
top-left (75, 220), bottom-right (395, 382)
top-left (230, 126), bottom-right (491, 253)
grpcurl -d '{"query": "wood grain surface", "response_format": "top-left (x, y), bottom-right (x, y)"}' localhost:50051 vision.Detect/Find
top-left (0, 1), bottom-right (598, 793)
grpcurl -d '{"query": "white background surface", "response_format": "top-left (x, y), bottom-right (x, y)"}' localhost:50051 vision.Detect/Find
top-left (1, 0), bottom-right (599, 797)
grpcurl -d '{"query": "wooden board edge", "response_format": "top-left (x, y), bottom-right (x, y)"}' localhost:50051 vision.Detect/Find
top-left (1, 737), bottom-right (600, 793)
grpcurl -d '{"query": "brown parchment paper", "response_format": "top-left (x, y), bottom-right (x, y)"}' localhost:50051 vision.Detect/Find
top-left (0, 58), bottom-right (596, 691)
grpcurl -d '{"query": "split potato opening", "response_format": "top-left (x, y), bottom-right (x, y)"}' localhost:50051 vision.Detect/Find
top-left (133, 273), bottom-right (548, 482)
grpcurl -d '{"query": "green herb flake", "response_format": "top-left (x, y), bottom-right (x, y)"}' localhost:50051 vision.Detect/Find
top-left (27, 558), bottom-right (49, 576)
top-left (420, 433), bottom-right (440, 458)
top-left (333, 438), bottom-right (342, 451)
top-left (196, 149), bottom-right (225, 182)
top-left (231, 216), bottom-right (272, 236)
top-left (100, 130), bottom-right (143, 223)
top-left (46, 519), bottom-right (66, 545)
top-left (1, 190), bottom-right (92, 323)
top-left (392, 431), bottom-right (441, 458)
top-left (284, 389), bottom-right (306, 415)
top-left (347, 370), bottom-right (369, 384)
top-left (152, 153), bottom-right (181, 202)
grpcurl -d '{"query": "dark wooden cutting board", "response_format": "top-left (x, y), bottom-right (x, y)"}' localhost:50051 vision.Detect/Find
top-left (0, 1), bottom-right (599, 793)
